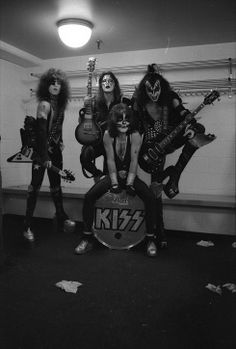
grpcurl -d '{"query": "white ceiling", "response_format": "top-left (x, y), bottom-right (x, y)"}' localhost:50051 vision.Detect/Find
top-left (0, 0), bottom-right (235, 67)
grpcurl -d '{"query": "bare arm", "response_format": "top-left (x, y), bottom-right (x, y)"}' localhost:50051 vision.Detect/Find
top-left (103, 131), bottom-right (118, 185)
top-left (173, 98), bottom-right (190, 117)
top-left (37, 101), bottom-right (50, 120)
top-left (126, 131), bottom-right (142, 186)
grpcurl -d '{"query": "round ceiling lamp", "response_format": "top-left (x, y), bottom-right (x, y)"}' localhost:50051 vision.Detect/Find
top-left (56, 19), bottom-right (93, 48)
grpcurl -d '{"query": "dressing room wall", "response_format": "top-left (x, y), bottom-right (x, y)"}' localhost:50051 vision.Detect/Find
top-left (0, 42), bottom-right (235, 196)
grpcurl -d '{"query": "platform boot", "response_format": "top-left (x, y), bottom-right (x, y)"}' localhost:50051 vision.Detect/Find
top-left (23, 186), bottom-right (38, 242)
top-left (163, 143), bottom-right (197, 199)
top-left (50, 187), bottom-right (75, 233)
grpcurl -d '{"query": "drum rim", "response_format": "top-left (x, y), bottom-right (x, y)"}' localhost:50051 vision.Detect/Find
top-left (94, 229), bottom-right (145, 250)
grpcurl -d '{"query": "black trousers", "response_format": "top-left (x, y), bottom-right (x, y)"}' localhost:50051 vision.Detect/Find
top-left (24, 147), bottom-right (66, 229)
top-left (80, 143), bottom-right (107, 178)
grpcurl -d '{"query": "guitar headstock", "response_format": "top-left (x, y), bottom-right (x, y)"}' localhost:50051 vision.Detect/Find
top-left (204, 90), bottom-right (220, 105)
top-left (87, 57), bottom-right (96, 73)
top-left (61, 169), bottom-right (75, 182)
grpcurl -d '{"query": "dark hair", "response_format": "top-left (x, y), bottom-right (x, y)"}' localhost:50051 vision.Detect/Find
top-left (135, 63), bottom-right (173, 107)
top-left (36, 68), bottom-right (70, 110)
top-left (97, 71), bottom-right (122, 104)
top-left (108, 103), bottom-right (138, 138)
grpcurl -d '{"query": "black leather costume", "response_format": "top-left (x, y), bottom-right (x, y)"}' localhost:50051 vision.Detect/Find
top-left (79, 71), bottom-right (131, 179)
top-left (24, 69), bottom-right (71, 232)
top-left (133, 65), bottom-right (215, 198)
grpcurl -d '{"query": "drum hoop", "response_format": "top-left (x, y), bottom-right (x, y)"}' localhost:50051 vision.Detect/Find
top-left (94, 229), bottom-right (145, 250)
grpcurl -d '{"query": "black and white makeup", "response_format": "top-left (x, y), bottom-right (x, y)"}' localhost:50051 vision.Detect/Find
top-left (48, 78), bottom-right (61, 96)
top-left (145, 78), bottom-right (161, 102)
top-left (116, 112), bottom-right (130, 133)
top-left (102, 74), bottom-right (115, 93)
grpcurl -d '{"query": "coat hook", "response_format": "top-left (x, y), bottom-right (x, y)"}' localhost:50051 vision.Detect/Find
top-left (96, 40), bottom-right (103, 50)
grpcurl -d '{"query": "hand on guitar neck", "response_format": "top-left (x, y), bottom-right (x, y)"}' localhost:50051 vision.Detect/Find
top-left (41, 159), bottom-right (75, 182)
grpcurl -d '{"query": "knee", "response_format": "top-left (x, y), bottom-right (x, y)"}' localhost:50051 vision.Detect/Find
top-left (80, 146), bottom-right (94, 164)
top-left (28, 184), bottom-right (40, 193)
top-left (189, 122), bottom-right (205, 134)
top-left (50, 186), bottom-right (61, 193)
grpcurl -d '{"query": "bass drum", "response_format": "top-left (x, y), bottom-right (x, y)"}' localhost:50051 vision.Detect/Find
top-left (94, 190), bottom-right (145, 250)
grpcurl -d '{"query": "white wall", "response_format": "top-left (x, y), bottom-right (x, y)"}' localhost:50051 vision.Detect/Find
top-left (0, 59), bottom-right (31, 187)
top-left (0, 43), bottom-right (235, 196)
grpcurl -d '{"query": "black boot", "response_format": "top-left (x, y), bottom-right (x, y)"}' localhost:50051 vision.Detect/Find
top-left (74, 227), bottom-right (95, 255)
top-left (146, 235), bottom-right (157, 257)
top-left (163, 144), bottom-right (197, 199)
top-left (50, 187), bottom-right (75, 232)
top-left (23, 187), bottom-right (38, 241)
top-left (157, 228), bottom-right (168, 249)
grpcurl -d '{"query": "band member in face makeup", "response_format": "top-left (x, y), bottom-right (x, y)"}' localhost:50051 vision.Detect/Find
top-left (22, 68), bottom-right (75, 242)
top-left (75, 103), bottom-right (160, 257)
top-left (133, 63), bottom-right (216, 247)
top-left (80, 71), bottom-right (131, 182)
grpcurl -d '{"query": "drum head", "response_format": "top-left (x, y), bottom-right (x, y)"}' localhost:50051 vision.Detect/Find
top-left (94, 190), bottom-right (145, 250)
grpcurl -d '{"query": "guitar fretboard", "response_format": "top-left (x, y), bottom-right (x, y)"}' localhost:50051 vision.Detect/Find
top-left (86, 71), bottom-right (93, 115)
top-left (158, 103), bottom-right (206, 150)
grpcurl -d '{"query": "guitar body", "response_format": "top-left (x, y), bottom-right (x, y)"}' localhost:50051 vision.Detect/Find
top-left (138, 141), bottom-right (166, 173)
top-left (75, 108), bottom-right (102, 146)
top-left (138, 90), bottom-right (220, 174)
top-left (75, 57), bottom-right (103, 146)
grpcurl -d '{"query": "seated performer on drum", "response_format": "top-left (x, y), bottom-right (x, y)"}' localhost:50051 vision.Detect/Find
top-left (75, 103), bottom-right (161, 257)
top-left (79, 71), bottom-right (130, 182)
top-left (133, 63), bottom-right (216, 247)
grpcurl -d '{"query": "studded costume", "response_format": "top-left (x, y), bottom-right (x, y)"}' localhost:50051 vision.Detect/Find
top-left (23, 69), bottom-right (74, 240)
top-left (132, 64), bottom-right (215, 246)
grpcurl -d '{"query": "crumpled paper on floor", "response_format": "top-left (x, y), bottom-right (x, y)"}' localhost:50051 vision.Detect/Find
top-left (205, 283), bottom-right (222, 295)
top-left (197, 240), bottom-right (214, 247)
top-left (232, 242), bottom-right (236, 248)
top-left (55, 280), bottom-right (82, 294)
top-left (222, 283), bottom-right (236, 293)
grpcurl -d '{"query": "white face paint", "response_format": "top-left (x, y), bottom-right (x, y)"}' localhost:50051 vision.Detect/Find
top-left (48, 79), bottom-right (61, 96)
top-left (102, 74), bottom-right (115, 93)
top-left (116, 112), bottom-right (130, 133)
top-left (145, 79), bottom-right (161, 102)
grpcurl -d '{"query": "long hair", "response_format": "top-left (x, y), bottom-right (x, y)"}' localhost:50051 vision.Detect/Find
top-left (96, 71), bottom-right (122, 104)
top-left (108, 103), bottom-right (138, 138)
top-left (135, 64), bottom-right (173, 108)
top-left (36, 68), bottom-right (70, 110)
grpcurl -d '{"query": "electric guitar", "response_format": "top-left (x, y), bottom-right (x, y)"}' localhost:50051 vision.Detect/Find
top-left (75, 57), bottom-right (102, 146)
top-left (138, 90), bottom-right (220, 173)
top-left (7, 116), bottom-right (75, 183)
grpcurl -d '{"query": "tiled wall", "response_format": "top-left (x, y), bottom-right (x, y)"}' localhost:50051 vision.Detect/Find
top-left (0, 43), bottom-right (235, 197)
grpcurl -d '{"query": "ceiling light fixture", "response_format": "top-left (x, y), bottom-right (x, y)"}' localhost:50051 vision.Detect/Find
top-left (56, 19), bottom-right (93, 48)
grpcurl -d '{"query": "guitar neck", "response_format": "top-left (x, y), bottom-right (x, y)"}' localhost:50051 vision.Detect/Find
top-left (85, 72), bottom-right (93, 115)
top-left (158, 102), bottom-right (206, 150)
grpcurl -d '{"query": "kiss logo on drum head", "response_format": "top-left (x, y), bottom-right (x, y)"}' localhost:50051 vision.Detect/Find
top-left (94, 190), bottom-right (146, 250)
